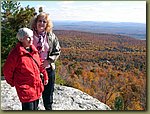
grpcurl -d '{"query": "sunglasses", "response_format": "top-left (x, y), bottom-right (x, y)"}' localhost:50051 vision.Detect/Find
top-left (38, 20), bottom-right (47, 23)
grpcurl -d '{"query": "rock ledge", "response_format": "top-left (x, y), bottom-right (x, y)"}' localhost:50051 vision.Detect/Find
top-left (1, 80), bottom-right (111, 110)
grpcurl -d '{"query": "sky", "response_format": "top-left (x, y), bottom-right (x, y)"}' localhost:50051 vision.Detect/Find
top-left (19, 1), bottom-right (146, 24)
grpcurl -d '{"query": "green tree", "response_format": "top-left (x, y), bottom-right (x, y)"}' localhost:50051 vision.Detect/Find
top-left (1, 1), bottom-right (21, 64)
top-left (1, 0), bottom-right (20, 18)
top-left (114, 96), bottom-right (124, 110)
top-left (1, 1), bottom-right (36, 74)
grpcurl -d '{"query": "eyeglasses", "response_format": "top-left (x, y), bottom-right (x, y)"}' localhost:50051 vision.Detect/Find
top-left (38, 20), bottom-right (47, 23)
top-left (27, 37), bottom-right (33, 41)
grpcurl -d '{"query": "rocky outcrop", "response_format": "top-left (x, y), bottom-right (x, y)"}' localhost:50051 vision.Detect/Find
top-left (1, 80), bottom-right (111, 110)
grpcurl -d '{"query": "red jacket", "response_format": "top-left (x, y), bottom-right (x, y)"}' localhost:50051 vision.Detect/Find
top-left (3, 42), bottom-right (48, 103)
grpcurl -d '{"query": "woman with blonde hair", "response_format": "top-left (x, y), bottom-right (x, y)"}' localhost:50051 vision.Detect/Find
top-left (30, 12), bottom-right (61, 110)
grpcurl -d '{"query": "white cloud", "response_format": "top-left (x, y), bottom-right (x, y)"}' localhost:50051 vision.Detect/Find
top-left (20, 1), bottom-right (146, 23)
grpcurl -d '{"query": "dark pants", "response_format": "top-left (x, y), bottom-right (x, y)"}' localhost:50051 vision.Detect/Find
top-left (22, 99), bottom-right (39, 110)
top-left (42, 68), bottom-right (55, 110)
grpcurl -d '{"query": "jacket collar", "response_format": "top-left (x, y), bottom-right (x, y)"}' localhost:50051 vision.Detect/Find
top-left (16, 42), bottom-right (38, 56)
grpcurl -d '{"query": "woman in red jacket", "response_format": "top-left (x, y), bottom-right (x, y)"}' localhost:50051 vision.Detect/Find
top-left (3, 28), bottom-right (48, 110)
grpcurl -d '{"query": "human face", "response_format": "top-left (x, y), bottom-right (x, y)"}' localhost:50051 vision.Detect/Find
top-left (37, 17), bottom-right (47, 33)
top-left (22, 36), bottom-right (33, 48)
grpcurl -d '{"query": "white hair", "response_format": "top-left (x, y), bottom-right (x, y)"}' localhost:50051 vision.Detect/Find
top-left (16, 28), bottom-right (33, 41)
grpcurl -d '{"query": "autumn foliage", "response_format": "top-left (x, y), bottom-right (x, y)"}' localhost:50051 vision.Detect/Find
top-left (54, 30), bottom-right (146, 110)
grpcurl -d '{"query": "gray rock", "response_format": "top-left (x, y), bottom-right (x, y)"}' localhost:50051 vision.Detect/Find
top-left (1, 80), bottom-right (111, 110)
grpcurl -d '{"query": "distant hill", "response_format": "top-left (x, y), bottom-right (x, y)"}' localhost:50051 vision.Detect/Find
top-left (54, 30), bottom-right (146, 52)
top-left (53, 21), bottom-right (146, 40)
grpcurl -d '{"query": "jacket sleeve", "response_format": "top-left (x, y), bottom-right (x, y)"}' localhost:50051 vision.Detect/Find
top-left (3, 50), bottom-right (18, 87)
top-left (39, 58), bottom-right (48, 81)
top-left (40, 66), bottom-right (48, 81)
top-left (47, 33), bottom-right (61, 63)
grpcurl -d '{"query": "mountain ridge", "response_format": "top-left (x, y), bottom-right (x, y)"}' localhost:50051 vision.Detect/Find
top-left (53, 21), bottom-right (146, 40)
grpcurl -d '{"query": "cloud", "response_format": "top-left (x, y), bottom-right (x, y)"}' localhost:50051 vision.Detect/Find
top-left (20, 1), bottom-right (146, 23)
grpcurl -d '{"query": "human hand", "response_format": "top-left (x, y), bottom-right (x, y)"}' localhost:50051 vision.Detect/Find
top-left (44, 80), bottom-right (48, 85)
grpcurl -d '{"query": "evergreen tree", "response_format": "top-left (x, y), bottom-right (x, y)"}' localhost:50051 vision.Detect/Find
top-left (114, 96), bottom-right (124, 110)
top-left (1, 1), bottom-right (36, 73)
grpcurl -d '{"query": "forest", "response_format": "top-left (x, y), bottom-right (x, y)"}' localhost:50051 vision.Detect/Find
top-left (1, 1), bottom-right (146, 110)
top-left (53, 30), bottom-right (146, 110)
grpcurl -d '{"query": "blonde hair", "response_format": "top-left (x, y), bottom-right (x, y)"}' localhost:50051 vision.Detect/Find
top-left (30, 12), bottom-right (53, 33)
